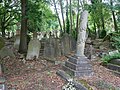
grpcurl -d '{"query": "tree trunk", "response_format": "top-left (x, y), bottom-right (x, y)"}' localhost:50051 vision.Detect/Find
top-left (53, 0), bottom-right (62, 34)
top-left (33, 31), bottom-right (37, 39)
top-left (19, 0), bottom-right (27, 54)
top-left (101, 13), bottom-right (105, 30)
top-left (100, 0), bottom-right (105, 31)
top-left (96, 23), bottom-right (100, 38)
top-left (1, 24), bottom-right (5, 37)
top-left (59, 0), bottom-right (65, 33)
top-left (76, 0), bottom-right (80, 39)
top-left (1, 14), bottom-right (6, 37)
top-left (76, 10), bottom-right (88, 57)
top-left (93, 22), bottom-right (97, 38)
top-left (66, 0), bottom-right (69, 34)
top-left (70, 0), bottom-right (72, 35)
top-left (110, 0), bottom-right (118, 32)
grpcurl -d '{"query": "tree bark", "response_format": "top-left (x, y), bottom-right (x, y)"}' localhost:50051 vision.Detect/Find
top-left (66, 0), bottom-right (69, 34)
top-left (1, 23), bottom-right (5, 37)
top-left (33, 31), bottom-right (37, 39)
top-left (19, 0), bottom-right (27, 53)
top-left (70, 0), bottom-right (72, 35)
top-left (59, 0), bottom-right (65, 33)
top-left (110, 0), bottom-right (118, 32)
top-left (76, 10), bottom-right (88, 57)
top-left (53, 0), bottom-right (62, 33)
top-left (1, 13), bottom-right (6, 37)
top-left (76, 0), bottom-right (80, 36)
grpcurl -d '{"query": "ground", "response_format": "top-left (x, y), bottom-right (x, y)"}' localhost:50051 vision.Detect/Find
top-left (0, 39), bottom-right (120, 90)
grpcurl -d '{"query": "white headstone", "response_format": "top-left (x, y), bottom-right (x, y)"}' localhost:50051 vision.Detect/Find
top-left (26, 38), bottom-right (40, 60)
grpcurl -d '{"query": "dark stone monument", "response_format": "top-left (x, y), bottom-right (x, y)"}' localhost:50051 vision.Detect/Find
top-left (63, 10), bottom-right (93, 77)
top-left (43, 35), bottom-right (62, 63)
top-left (61, 33), bottom-right (71, 55)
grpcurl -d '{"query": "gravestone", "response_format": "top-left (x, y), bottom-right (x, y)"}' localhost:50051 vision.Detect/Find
top-left (61, 33), bottom-right (71, 55)
top-left (26, 38), bottom-right (40, 60)
top-left (63, 10), bottom-right (93, 77)
top-left (0, 37), bottom-right (5, 50)
top-left (13, 35), bottom-right (20, 50)
top-left (54, 38), bottom-right (62, 57)
top-left (43, 35), bottom-right (62, 61)
top-left (70, 36), bottom-right (76, 51)
top-left (43, 36), bottom-right (55, 60)
top-left (0, 47), bottom-right (15, 59)
top-left (40, 38), bottom-right (47, 56)
top-left (85, 38), bottom-right (94, 59)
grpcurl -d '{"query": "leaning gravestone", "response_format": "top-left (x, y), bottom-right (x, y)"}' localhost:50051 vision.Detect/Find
top-left (0, 37), bottom-right (5, 50)
top-left (0, 46), bottom-right (15, 59)
top-left (26, 38), bottom-right (40, 60)
top-left (63, 10), bottom-right (93, 77)
top-left (13, 35), bottom-right (20, 50)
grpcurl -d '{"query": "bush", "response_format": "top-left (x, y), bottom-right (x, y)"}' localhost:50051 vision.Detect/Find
top-left (101, 52), bottom-right (120, 64)
top-left (110, 32), bottom-right (120, 51)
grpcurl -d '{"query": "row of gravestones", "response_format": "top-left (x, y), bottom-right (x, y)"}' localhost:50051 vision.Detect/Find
top-left (13, 33), bottom-right (76, 60)
top-left (42, 33), bottom-right (76, 60)
top-left (0, 34), bottom-right (93, 61)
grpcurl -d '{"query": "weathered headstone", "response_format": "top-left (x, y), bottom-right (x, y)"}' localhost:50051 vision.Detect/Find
top-left (63, 10), bottom-right (93, 77)
top-left (44, 43), bottom-right (55, 59)
top-left (70, 36), bottom-right (76, 51)
top-left (61, 33), bottom-right (71, 55)
top-left (0, 47), bottom-right (15, 59)
top-left (43, 35), bottom-right (62, 61)
top-left (85, 38), bottom-right (94, 59)
top-left (0, 37), bottom-right (5, 50)
top-left (40, 38), bottom-right (47, 56)
top-left (54, 38), bottom-right (62, 57)
top-left (26, 38), bottom-right (40, 60)
top-left (13, 35), bottom-right (20, 50)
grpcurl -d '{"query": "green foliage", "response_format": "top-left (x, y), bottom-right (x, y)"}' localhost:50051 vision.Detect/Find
top-left (27, 0), bottom-right (58, 32)
top-left (111, 32), bottom-right (120, 50)
top-left (101, 52), bottom-right (120, 64)
top-left (0, 0), bottom-right (20, 33)
top-left (100, 30), bottom-right (106, 38)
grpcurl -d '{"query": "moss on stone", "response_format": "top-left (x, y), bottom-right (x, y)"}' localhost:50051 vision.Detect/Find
top-left (79, 79), bottom-right (93, 90)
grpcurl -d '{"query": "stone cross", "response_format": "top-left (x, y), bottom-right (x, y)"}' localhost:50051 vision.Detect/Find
top-left (76, 10), bottom-right (88, 57)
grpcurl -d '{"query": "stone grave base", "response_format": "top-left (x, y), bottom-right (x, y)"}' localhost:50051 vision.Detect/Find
top-left (63, 55), bottom-right (93, 77)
